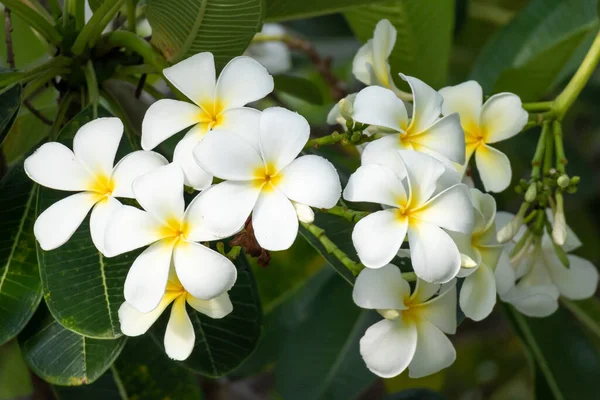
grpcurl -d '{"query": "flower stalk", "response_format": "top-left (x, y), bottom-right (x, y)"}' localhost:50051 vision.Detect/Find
top-left (318, 205), bottom-right (369, 223)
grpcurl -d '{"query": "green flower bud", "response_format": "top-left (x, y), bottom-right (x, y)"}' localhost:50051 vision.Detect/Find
top-left (525, 183), bottom-right (537, 202)
top-left (557, 174), bottom-right (570, 188)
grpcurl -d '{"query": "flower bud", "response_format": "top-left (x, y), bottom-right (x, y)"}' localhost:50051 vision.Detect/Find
top-left (461, 253), bottom-right (478, 268)
top-left (497, 203), bottom-right (528, 243)
top-left (557, 174), bottom-right (570, 188)
top-left (293, 202), bottom-right (314, 224)
top-left (552, 193), bottom-right (566, 245)
top-left (570, 176), bottom-right (580, 186)
top-left (338, 98), bottom-right (354, 121)
top-left (524, 183), bottom-right (537, 202)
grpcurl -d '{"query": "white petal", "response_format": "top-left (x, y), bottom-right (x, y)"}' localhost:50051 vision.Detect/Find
top-left (495, 250), bottom-right (516, 296)
top-left (132, 163), bottom-right (185, 224)
top-left (438, 81), bottom-right (483, 127)
top-left (398, 150), bottom-right (445, 208)
top-left (118, 294), bottom-right (176, 336)
top-left (402, 74), bottom-right (442, 133)
top-left (173, 131), bottom-right (213, 190)
top-left (409, 279), bottom-right (441, 304)
top-left (408, 222), bottom-right (461, 283)
top-left (408, 320), bottom-right (456, 379)
top-left (163, 52), bottom-right (216, 105)
top-left (414, 282), bottom-right (457, 334)
top-left (194, 129), bottom-right (263, 180)
top-left (34, 192), bottom-right (98, 250)
top-left (413, 184), bottom-right (474, 234)
top-left (259, 107), bottom-right (309, 172)
top-left (470, 188), bottom-right (497, 234)
top-left (352, 40), bottom-right (374, 85)
top-left (124, 239), bottom-right (174, 313)
top-left (546, 254), bottom-right (599, 300)
top-left (141, 99), bottom-right (200, 150)
top-left (215, 56), bottom-right (274, 109)
top-left (190, 181), bottom-right (260, 238)
top-left (279, 155), bottom-right (341, 208)
top-left (371, 19), bottom-right (396, 87)
top-left (217, 107), bottom-right (262, 150)
top-left (409, 113), bottom-right (466, 164)
top-left (353, 265), bottom-right (410, 310)
top-left (252, 189), bottom-right (298, 251)
top-left (352, 210), bottom-right (408, 269)
top-left (111, 151), bottom-right (168, 198)
top-left (475, 144), bottom-right (512, 193)
top-left (361, 136), bottom-right (408, 174)
top-left (73, 118), bottom-right (123, 177)
top-left (481, 93), bottom-right (528, 143)
top-left (353, 86), bottom-right (407, 131)
top-left (360, 318), bottom-right (418, 378)
top-left (293, 202), bottom-right (314, 224)
top-left (173, 241), bottom-right (237, 300)
top-left (24, 143), bottom-right (92, 191)
top-left (90, 196), bottom-right (121, 254)
top-left (104, 205), bottom-right (164, 257)
top-left (344, 163), bottom-right (406, 207)
top-left (502, 285), bottom-right (559, 318)
top-left (164, 296), bottom-right (195, 361)
top-left (183, 191), bottom-right (228, 242)
top-left (187, 292), bottom-right (233, 319)
top-left (460, 264), bottom-right (496, 321)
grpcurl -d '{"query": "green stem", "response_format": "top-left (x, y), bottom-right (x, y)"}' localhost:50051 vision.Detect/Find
top-left (83, 61), bottom-right (99, 118)
top-left (543, 124), bottom-right (554, 175)
top-left (74, 0), bottom-right (85, 30)
top-left (100, 31), bottom-right (168, 73)
top-left (47, 0), bottom-right (62, 20)
top-left (2, 0), bottom-right (62, 45)
top-left (531, 122), bottom-right (549, 178)
top-left (318, 205), bottom-right (369, 223)
top-left (27, 0), bottom-right (55, 23)
top-left (304, 131), bottom-right (380, 149)
top-left (552, 121), bottom-right (567, 174)
top-left (50, 92), bottom-right (76, 141)
top-left (71, 0), bottom-right (124, 55)
top-left (522, 101), bottom-right (553, 112)
top-left (126, 0), bottom-right (137, 32)
top-left (0, 55), bottom-right (71, 87)
top-left (301, 222), bottom-right (364, 276)
top-left (553, 30), bottom-right (600, 120)
top-left (23, 67), bottom-right (69, 99)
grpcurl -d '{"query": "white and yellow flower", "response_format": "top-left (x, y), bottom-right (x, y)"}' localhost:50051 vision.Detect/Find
top-left (354, 265), bottom-right (457, 378)
top-left (246, 24), bottom-right (292, 75)
top-left (119, 271), bottom-right (232, 361)
top-left (192, 107), bottom-right (342, 251)
top-left (439, 81), bottom-right (528, 192)
top-left (448, 189), bottom-right (504, 321)
top-left (141, 52), bottom-right (274, 189)
top-left (352, 77), bottom-right (466, 166)
top-left (344, 150), bottom-right (474, 283)
top-left (104, 163), bottom-right (237, 313)
top-left (24, 118), bottom-right (167, 254)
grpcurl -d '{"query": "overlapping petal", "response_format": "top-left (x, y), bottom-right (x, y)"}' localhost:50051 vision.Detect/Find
top-left (73, 118), bottom-right (123, 177)
top-left (132, 163), bottom-right (185, 225)
top-left (401, 74), bottom-right (442, 134)
top-left (173, 131), bottom-right (213, 190)
top-left (481, 93), bottom-right (528, 143)
top-left (118, 293), bottom-right (177, 336)
top-left (408, 320), bottom-right (456, 379)
top-left (353, 86), bottom-right (407, 131)
top-left (141, 99), bottom-right (201, 150)
top-left (259, 107), bottom-right (309, 172)
top-left (279, 155), bottom-right (341, 208)
top-left (111, 150), bottom-right (168, 198)
top-left (413, 184), bottom-right (474, 234)
top-left (344, 164), bottom-right (406, 207)
top-left (216, 56), bottom-right (274, 109)
top-left (25, 143), bottom-right (92, 191)
top-left (104, 205), bottom-right (164, 257)
top-left (408, 221), bottom-right (461, 283)
top-left (89, 196), bottom-right (121, 254)
top-left (459, 265), bottom-right (496, 321)
top-left (187, 292), bottom-right (233, 319)
top-left (163, 52), bottom-right (216, 105)
top-left (352, 210), bottom-right (408, 269)
top-left (410, 113), bottom-right (465, 164)
top-left (399, 150), bottom-right (444, 208)
top-left (353, 265), bottom-right (410, 310)
top-left (252, 189), bottom-right (299, 251)
top-left (439, 80), bottom-right (483, 128)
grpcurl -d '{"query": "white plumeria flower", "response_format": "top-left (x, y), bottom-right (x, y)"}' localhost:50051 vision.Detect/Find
top-left (141, 52), bottom-right (274, 190)
top-left (448, 189), bottom-right (504, 321)
top-left (439, 81), bottom-right (528, 192)
top-left (354, 265), bottom-right (457, 378)
top-left (344, 150), bottom-right (474, 283)
top-left (246, 24), bottom-right (292, 75)
top-left (24, 118), bottom-right (167, 254)
top-left (119, 270), bottom-right (232, 361)
top-left (494, 211), bottom-right (599, 317)
top-left (192, 107), bottom-right (342, 251)
top-left (352, 77), bottom-right (466, 167)
top-left (104, 163), bottom-right (237, 313)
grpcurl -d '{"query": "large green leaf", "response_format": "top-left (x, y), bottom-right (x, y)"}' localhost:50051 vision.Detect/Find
top-left (344, 0), bottom-right (456, 89)
top-left (19, 307), bottom-right (126, 386)
top-left (504, 304), bottom-right (600, 400)
top-left (36, 107), bottom-right (139, 339)
top-left (265, 0), bottom-right (389, 22)
top-left (52, 370), bottom-right (125, 399)
top-left (470, 0), bottom-right (598, 100)
top-left (0, 163), bottom-right (42, 345)
top-left (0, 84), bottom-right (21, 146)
top-left (146, 0), bottom-right (263, 66)
top-left (275, 274), bottom-right (378, 400)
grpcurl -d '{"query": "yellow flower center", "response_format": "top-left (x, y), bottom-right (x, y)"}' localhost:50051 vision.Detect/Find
top-left (252, 162), bottom-right (282, 191)
top-left (89, 173), bottom-right (115, 198)
top-left (158, 217), bottom-right (190, 241)
top-left (197, 99), bottom-right (226, 130)
top-left (465, 122), bottom-right (486, 147)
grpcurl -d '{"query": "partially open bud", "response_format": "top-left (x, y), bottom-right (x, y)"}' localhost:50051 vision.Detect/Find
top-left (552, 193), bottom-right (566, 245)
top-left (338, 97), bottom-right (354, 121)
top-left (293, 202), bottom-right (314, 224)
top-left (525, 183), bottom-right (537, 202)
top-left (497, 203), bottom-right (529, 243)
top-left (557, 174), bottom-right (570, 188)
top-left (461, 253), bottom-right (478, 268)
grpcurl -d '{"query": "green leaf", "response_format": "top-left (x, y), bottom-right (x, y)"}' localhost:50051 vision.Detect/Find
top-left (503, 304), bottom-right (600, 400)
top-left (0, 84), bottom-right (21, 146)
top-left (274, 75), bottom-right (324, 105)
top-left (561, 298), bottom-right (600, 339)
top-left (344, 0), bottom-right (456, 89)
top-left (53, 370), bottom-right (126, 400)
top-left (383, 389), bottom-right (445, 400)
top-left (470, 0), bottom-right (598, 100)
top-left (0, 341), bottom-right (33, 399)
top-left (37, 107), bottom-right (138, 339)
top-left (146, 0), bottom-right (263, 66)
top-left (151, 253), bottom-right (262, 377)
top-left (0, 163), bottom-right (42, 345)
top-left (275, 274), bottom-right (377, 400)
top-left (19, 306), bottom-right (126, 386)
top-left (265, 0), bottom-right (389, 22)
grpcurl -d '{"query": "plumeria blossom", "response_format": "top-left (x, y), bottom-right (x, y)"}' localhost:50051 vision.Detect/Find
top-left (246, 24), bottom-right (292, 74)
top-left (192, 107), bottom-right (342, 251)
top-left (448, 189), bottom-right (504, 321)
top-left (352, 78), bottom-right (466, 166)
top-left (104, 163), bottom-right (237, 313)
top-left (344, 150), bottom-right (474, 283)
top-left (354, 265), bottom-right (457, 378)
top-left (495, 211), bottom-right (599, 317)
top-left (24, 118), bottom-right (167, 254)
top-left (439, 81), bottom-right (528, 192)
top-left (119, 269), bottom-right (232, 361)
top-left (141, 52), bottom-right (274, 189)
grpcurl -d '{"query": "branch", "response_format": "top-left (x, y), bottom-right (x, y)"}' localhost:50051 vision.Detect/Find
top-left (24, 100), bottom-right (52, 125)
top-left (318, 205), bottom-right (369, 223)
top-left (4, 8), bottom-right (15, 69)
top-left (2, 0), bottom-right (62, 45)
top-left (304, 130), bottom-right (381, 149)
